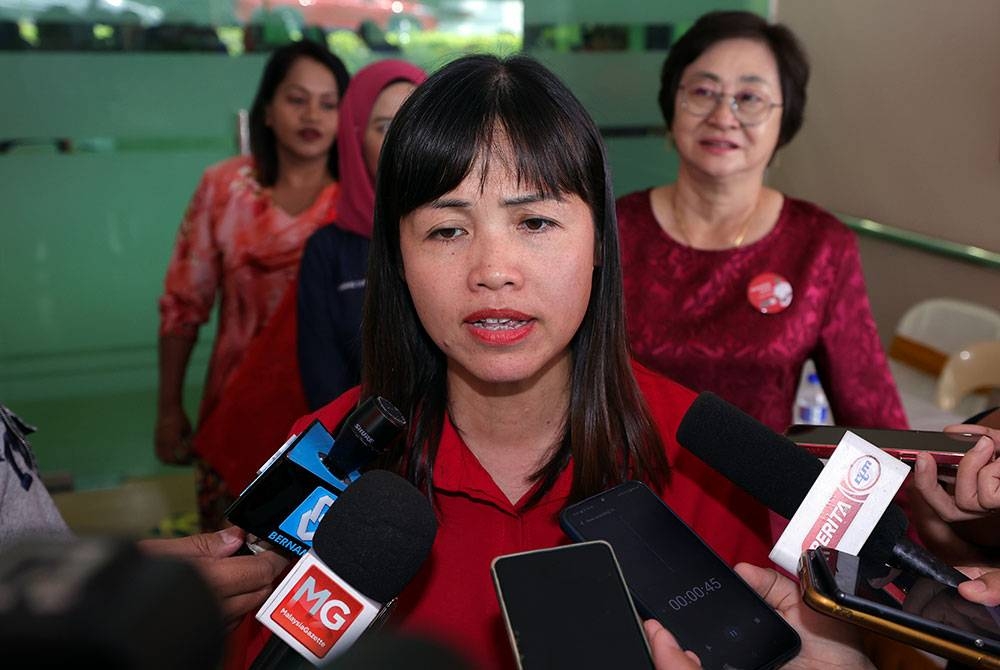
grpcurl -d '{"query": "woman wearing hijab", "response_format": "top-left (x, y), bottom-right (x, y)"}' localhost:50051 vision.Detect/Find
top-left (297, 59), bottom-right (427, 410)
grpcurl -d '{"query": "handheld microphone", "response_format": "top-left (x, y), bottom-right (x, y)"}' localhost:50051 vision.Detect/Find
top-left (226, 396), bottom-right (407, 558)
top-left (251, 469), bottom-right (437, 669)
top-left (0, 536), bottom-right (225, 670)
top-left (676, 392), bottom-right (968, 588)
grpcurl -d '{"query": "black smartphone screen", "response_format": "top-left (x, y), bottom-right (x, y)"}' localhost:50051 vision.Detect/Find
top-left (809, 547), bottom-right (1000, 658)
top-left (491, 541), bottom-right (654, 670)
top-left (560, 481), bottom-right (800, 670)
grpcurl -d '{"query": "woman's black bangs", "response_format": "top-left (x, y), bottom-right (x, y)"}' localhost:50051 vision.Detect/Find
top-left (501, 102), bottom-right (596, 207)
top-left (388, 64), bottom-right (597, 215)
top-left (386, 69), bottom-right (500, 217)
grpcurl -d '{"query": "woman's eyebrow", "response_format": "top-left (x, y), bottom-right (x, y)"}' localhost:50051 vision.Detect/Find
top-left (502, 193), bottom-right (554, 207)
top-left (689, 72), bottom-right (773, 86)
top-left (428, 198), bottom-right (471, 209)
top-left (427, 193), bottom-right (559, 209)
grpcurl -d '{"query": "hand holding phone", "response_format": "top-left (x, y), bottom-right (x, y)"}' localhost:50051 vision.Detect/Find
top-left (560, 481), bottom-right (800, 670)
top-left (799, 546), bottom-right (1000, 669)
top-left (909, 427), bottom-right (1000, 561)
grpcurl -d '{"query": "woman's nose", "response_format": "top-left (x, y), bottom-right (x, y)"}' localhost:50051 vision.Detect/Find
top-left (303, 99), bottom-right (321, 121)
top-left (706, 95), bottom-right (740, 128)
top-left (467, 235), bottom-right (523, 291)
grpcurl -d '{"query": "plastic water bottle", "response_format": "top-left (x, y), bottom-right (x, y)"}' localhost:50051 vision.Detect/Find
top-left (795, 373), bottom-right (832, 425)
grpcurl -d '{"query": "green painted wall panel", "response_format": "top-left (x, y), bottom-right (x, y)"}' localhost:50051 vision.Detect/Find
top-left (2, 53), bottom-right (266, 137)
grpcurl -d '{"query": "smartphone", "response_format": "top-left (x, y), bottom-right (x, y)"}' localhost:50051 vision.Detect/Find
top-left (785, 424), bottom-right (981, 467)
top-left (491, 541), bottom-right (654, 670)
top-left (799, 546), bottom-right (1000, 669)
top-left (559, 481), bottom-right (801, 670)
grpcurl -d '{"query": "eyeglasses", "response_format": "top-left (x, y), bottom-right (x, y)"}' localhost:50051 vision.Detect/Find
top-left (678, 81), bottom-right (782, 127)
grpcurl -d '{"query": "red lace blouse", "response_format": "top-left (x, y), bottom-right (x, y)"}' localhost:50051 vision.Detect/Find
top-left (616, 189), bottom-right (907, 433)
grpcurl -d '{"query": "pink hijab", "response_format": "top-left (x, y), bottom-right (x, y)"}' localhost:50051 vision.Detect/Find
top-left (334, 59), bottom-right (427, 238)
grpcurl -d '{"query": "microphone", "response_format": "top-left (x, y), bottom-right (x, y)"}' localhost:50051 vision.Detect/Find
top-left (676, 392), bottom-right (968, 588)
top-left (251, 469), bottom-right (437, 668)
top-left (0, 536), bottom-right (225, 669)
top-left (226, 395), bottom-right (407, 558)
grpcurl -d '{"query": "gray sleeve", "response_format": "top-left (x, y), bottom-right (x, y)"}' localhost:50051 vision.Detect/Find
top-left (0, 405), bottom-right (72, 549)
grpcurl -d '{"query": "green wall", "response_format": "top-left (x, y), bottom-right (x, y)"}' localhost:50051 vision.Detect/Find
top-left (1, 53), bottom-right (266, 488)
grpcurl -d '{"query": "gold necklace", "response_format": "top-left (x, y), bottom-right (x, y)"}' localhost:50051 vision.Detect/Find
top-left (670, 191), bottom-right (755, 249)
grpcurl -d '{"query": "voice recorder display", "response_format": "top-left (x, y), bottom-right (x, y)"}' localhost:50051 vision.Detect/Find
top-left (560, 480), bottom-right (800, 670)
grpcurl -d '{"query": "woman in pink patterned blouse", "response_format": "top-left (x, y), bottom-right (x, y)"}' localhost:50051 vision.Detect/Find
top-left (617, 11), bottom-right (907, 434)
top-left (156, 40), bottom-right (350, 530)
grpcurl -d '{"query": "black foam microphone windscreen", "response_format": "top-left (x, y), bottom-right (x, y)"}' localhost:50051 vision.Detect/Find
top-left (676, 392), bottom-right (908, 567)
top-left (312, 468), bottom-right (438, 604)
top-left (249, 469), bottom-right (438, 670)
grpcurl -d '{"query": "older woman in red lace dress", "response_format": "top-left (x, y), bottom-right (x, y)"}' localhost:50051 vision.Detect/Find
top-left (616, 11), bottom-right (906, 434)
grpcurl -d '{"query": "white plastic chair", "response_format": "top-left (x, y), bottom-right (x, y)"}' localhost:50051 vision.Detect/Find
top-left (936, 340), bottom-right (1000, 412)
top-left (893, 298), bottom-right (1000, 360)
top-left (888, 298), bottom-right (1000, 426)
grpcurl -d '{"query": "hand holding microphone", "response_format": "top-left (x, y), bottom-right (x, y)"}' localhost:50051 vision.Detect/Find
top-left (139, 526), bottom-right (289, 630)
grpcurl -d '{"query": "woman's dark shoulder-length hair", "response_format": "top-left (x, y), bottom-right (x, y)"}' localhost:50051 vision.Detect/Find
top-left (249, 39), bottom-right (350, 186)
top-left (658, 10), bottom-right (810, 151)
top-left (362, 53), bottom-right (666, 505)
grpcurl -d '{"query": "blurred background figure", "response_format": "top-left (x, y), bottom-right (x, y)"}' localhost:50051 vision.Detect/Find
top-left (155, 39), bottom-right (350, 531)
top-left (298, 58), bottom-right (427, 411)
top-left (615, 10), bottom-right (907, 435)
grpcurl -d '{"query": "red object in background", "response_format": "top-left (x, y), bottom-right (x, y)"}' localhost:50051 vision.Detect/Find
top-left (236, 0), bottom-right (437, 31)
top-left (192, 282), bottom-right (308, 496)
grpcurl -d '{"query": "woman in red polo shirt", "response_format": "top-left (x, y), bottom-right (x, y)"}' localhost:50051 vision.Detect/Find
top-left (250, 53), bottom-right (776, 670)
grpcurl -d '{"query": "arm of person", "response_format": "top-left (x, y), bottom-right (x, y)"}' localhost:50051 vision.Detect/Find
top-left (138, 526), bottom-right (289, 630)
top-left (909, 425), bottom-right (1000, 563)
top-left (812, 231), bottom-right (908, 430)
top-left (155, 334), bottom-right (197, 464)
top-left (155, 168), bottom-right (223, 463)
top-left (645, 563), bottom-right (876, 670)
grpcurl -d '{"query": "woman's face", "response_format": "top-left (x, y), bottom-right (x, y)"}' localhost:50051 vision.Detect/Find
top-left (363, 81), bottom-right (417, 179)
top-left (266, 57), bottom-right (341, 165)
top-left (400, 151), bottom-right (596, 392)
top-left (670, 38), bottom-right (783, 182)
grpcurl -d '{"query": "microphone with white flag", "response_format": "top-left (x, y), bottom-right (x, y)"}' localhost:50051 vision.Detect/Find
top-left (676, 392), bottom-right (968, 588)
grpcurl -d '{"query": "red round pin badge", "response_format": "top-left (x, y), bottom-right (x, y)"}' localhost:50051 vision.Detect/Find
top-left (747, 272), bottom-right (793, 314)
